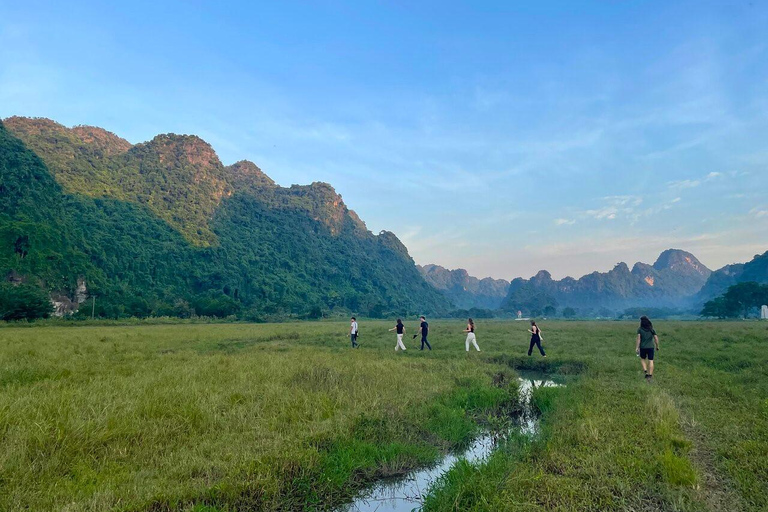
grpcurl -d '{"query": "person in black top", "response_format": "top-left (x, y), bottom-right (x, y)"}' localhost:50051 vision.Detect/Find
top-left (636, 316), bottom-right (660, 381)
top-left (389, 318), bottom-right (407, 351)
top-left (464, 318), bottom-right (480, 351)
top-left (419, 316), bottom-right (431, 350)
top-left (527, 320), bottom-right (546, 357)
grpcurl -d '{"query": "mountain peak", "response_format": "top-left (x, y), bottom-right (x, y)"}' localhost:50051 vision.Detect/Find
top-left (145, 134), bottom-right (221, 168)
top-left (227, 160), bottom-right (275, 188)
top-left (5, 117), bottom-right (132, 158)
top-left (4, 116), bottom-right (66, 136)
top-left (71, 125), bottom-right (132, 155)
top-left (653, 249), bottom-right (710, 276)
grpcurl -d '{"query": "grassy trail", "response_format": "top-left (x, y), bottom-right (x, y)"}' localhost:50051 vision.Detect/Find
top-left (0, 320), bottom-right (766, 511)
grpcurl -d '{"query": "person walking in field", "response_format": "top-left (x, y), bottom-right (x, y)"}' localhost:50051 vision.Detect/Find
top-left (636, 316), bottom-right (660, 382)
top-left (418, 316), bottom-right (432, 350)
top-left (350, 317), bottom-right (359, 348)
top-left (527, 320), bottom-right (546, 357)
top-left (389, 318), bottom-right (407, 352)
top-left (464, 318), bottom-right (480, 352)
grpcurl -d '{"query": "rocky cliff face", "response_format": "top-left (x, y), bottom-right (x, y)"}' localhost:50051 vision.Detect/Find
top-left (418, 264), bottom-right (510, 309)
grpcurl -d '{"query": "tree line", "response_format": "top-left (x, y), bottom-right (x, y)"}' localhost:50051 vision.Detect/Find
top-left (700, 282), bottom-right (768, 319)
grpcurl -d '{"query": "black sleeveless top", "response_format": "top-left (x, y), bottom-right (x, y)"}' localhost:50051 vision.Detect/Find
top-left (531, 326), bottom-right (540, 341)
top-left (469, 324), bottom-right (474, 333)
top-left (396, 323), bottom-right (404, 334)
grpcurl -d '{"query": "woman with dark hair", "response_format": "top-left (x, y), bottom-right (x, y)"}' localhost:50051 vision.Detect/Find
top-left (527, 320), bottom-right (546, 357)
top-left (389, 318), bottom-right (407, 352)
top-left (463, 318), bottom-right (480, 352)
top-left (636, 316), bottom-right (660, 381)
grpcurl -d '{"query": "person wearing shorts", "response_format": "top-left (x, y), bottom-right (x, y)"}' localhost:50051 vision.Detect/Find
top-left (636, 316), bottom-right (660, 381)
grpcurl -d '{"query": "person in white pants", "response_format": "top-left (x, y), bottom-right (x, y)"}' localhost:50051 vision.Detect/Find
top-left (389, 319), bottom-right (407, 351)
top-left (464, 318), bottom-right (480, 352)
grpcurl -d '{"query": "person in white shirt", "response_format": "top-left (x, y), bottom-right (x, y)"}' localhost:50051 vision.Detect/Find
top-left (350, 317), bottom-right (359, 348)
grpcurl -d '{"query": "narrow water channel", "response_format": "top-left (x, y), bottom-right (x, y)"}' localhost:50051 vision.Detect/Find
top-left (338, 372), bottom-right (562, 512)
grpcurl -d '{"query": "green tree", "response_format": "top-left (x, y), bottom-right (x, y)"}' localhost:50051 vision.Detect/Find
top-left (0, 282), bottom-right (53, 321)
top-left (562, 307), bottom-right (576, 319)
top-left (701, 282), bottom-right (768, 318)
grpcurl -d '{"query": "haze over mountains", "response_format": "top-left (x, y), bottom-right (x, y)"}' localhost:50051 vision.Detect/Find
top-left (422, 249), bottom-right (768, 315)
top-left (1, 116), bottom-right (766, 319)
top-left (417, 264), bottom-right (510, 310)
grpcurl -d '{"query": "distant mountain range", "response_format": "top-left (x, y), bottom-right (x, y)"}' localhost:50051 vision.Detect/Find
top-left (501, 249), bottom-right (712, 314)
top-left (3, 116), bottom-right (765, 320)
top-left (1, 117), bottom-right (449, 318)
top-left (421, 249), bottom-right (768, 314)
top-left (417, 264), bottom-right (509, 310)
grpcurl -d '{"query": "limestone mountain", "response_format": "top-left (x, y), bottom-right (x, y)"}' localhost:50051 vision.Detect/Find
top-left (696, 251), bottom-right (768, 302)
top-left (0, 117), bottom-right (449, 318)
top-left (418, 264), bottom-right (510, 310)
top-left (500, 249), bottom-right (712, 314)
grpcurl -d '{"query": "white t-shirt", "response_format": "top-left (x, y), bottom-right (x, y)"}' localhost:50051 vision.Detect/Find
top-left (351, 321), bottom-right (358, 334)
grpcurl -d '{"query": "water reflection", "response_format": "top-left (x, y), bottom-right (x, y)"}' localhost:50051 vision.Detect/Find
top-left (338, 374), bottom-right (561, 512)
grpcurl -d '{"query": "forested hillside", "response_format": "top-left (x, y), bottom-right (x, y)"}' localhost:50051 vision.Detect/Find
top-left (696, 251), bottom-right (768, 302)
top-left (0, 118), bottom-right (449, 319)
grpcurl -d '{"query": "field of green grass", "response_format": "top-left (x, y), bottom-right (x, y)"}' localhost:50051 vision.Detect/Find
top-left (0, 320), bottom-right (766, 511)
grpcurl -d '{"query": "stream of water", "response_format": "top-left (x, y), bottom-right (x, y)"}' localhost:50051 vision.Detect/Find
top-left (337, 372), bottom-right (562, 512)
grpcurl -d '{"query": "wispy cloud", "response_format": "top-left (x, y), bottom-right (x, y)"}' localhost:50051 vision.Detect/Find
top-left (667, 171), bottom-right (724, 190)
top-left (582, 196), bottom-right (643, 221)
top-left (554, 218), bottom-right (576, 226)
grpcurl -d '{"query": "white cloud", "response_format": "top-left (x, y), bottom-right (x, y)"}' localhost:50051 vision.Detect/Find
top-left (667, 179), bottom-right (701, 189)
top-left (554, 218), bottom-right (576, 226)
top-left (667, 171), bottom-right (724, 191)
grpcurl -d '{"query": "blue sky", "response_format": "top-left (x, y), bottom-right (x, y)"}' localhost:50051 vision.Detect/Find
top-left (2, 0), bottom-right (767, 279)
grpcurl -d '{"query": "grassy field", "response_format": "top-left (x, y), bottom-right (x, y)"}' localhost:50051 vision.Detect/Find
top-left (0, 320), bottom-right (766, 511)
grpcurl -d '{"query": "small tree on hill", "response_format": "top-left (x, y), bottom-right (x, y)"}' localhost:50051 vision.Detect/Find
top-left (0, 282), bottom-right (53, 321)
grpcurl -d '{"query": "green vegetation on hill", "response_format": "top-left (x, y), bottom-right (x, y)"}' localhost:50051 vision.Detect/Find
top-left (701, 281), bottom-right (768, 318)
top-left (0, 118), bottom-right (449, 318)
top-left (697, 251), bottom-right (768, 302)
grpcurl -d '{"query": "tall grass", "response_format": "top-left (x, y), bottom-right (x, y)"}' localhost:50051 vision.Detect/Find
top-left (1, 320), bottom-right (766, 510)
top-left (0, 322), bottom-right (513, 511)
top-left (422, 321), bottom-right (768, 511)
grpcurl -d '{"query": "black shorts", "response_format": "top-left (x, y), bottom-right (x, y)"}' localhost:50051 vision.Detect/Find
top-left (639, 348), bottom-right (655, 360)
